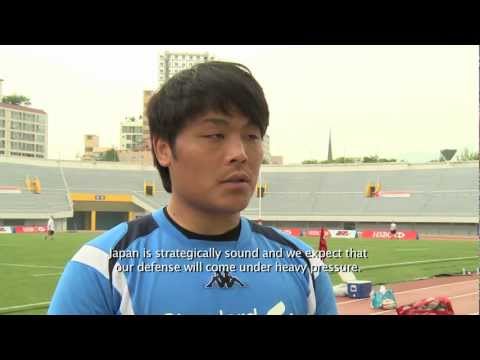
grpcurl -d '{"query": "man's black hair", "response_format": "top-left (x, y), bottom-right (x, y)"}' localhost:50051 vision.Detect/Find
top-left (147, 61), bottom-right (269, 193)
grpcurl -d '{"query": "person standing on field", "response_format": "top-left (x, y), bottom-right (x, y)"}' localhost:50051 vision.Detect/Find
top-left (45, 216), bottom-right (55, 240)
top-left (319, 226), bottom-right (328, 261)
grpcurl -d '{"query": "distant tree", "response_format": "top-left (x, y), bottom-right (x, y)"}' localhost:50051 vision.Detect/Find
top-left (98, 149), bottom-right (119, 162)
top-left (334, 157), bottom-right (356, 163)
top-left (362, 155), bottom-right (379, 163)
top-left (302, 159), bottom-right (320, 164)
top-left (2, 94), bottom-right (31, 106)
top-left (458, 148), bottom-right (479, 161)
top-left (303, 156), bottom-right (396, 164)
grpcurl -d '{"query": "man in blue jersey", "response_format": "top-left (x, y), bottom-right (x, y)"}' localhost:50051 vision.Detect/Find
top-left (48, 61), bottom-right (337, 315)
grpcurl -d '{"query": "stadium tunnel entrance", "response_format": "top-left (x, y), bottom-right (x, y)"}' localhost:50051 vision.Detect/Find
top-left (68, 193), bottom-right (147, 231)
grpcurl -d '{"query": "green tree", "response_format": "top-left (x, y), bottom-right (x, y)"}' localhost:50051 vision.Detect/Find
top-left (98, 149), bottom-right (119, 162)
top-left (333, 157), bottom-right (356, 163)
top-left (303, 156), bottom-right (396, 164)
top-left (362, 155), bottom-right (379, 163)
top-left (2, 94), bottom-right (31, 106)
top-left (458, 148), bottom-right (479, 161)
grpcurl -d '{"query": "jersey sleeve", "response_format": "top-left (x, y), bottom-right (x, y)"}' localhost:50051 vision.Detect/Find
top-left (48, 247), bottom-right (119, 315)
top-left (313, 269), bottom-right (338, 315)
top-left (48, 223), bottom-right (129, 315)
top-left (48, 244), bottom-right (124, 315)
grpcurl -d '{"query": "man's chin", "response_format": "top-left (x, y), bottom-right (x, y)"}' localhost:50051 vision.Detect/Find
top-left (212, 199), bottom-right (249, 215)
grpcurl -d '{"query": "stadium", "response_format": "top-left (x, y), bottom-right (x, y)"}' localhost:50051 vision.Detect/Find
top-left (0, 156), bottom-right (478, 314)
top-left (1, 156), bottom-right (477, 234)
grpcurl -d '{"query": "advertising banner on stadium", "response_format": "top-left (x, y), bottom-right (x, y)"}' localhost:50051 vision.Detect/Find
top-left (328, 229), bottom-right (357, 238)
top-left (360, 230), bottom-right (418, 240)
top-left (0, 226), bottom-right (13, 234)
top-left (14, 226), bottom-right (47, 233)
top-left (305, 229), bottom-right (325, 237)
top-left (280, 228), bottom-right (302, 236)
top-left (304, 229), bottom-right (356, 238)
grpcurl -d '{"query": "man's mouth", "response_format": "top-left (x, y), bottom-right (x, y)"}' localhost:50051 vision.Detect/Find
top-left (222, 173), bottom-right (250, 184)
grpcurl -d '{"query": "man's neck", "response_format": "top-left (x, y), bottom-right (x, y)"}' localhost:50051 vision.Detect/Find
top-left (166, 196), bottom-right (240, 235)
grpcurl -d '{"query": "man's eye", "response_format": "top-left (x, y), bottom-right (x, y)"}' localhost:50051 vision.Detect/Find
top-left (205, 134), bottom-right (224, 139)
top-left (248, 134), bottom-right (260, 140)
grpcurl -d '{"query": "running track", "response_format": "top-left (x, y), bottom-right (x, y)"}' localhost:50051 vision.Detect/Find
top-left (336, 275), bottom-right (479, 315)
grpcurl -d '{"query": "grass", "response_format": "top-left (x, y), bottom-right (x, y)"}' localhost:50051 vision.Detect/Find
top-left (0, 232), bottom-right (98, 315)
top-left (300, 236), bottom-right (478, 285)
top-left (0, 232), bottom-right (477, 314)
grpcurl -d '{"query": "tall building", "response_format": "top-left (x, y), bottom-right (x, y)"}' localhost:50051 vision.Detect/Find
top-left (142, 90), bottom-right (154, 151)
top-left (82, 134), bottom-right (99, 161)
top-left (158, 51), bottom-right (215, 88)
top-left (262, 134), bottom-right (271, 163)
top-left (143, 51), bottom-right (215, 151)
top-left (0, 102), bottom-right (48, 159)
top-left (120, 116), bottom-right (143, 151)
top-left (82, 135), bottom-right (118, 161)
top-left (84, 134), bottom-right (99, 153)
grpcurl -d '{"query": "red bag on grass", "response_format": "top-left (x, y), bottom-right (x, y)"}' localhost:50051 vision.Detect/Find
top-left (396, 296), bottom-right (454, 315)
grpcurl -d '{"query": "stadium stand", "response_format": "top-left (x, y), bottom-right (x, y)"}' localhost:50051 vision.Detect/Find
top-left (0, 161), bottom-right (72, 223)
top-left (0, 157), bottom-right (477, 235)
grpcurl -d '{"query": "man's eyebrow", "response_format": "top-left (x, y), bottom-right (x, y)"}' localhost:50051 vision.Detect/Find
top-left (200, 117), bottom-right (259, 129)
top-left (200, 117), bottom-right (230, 126)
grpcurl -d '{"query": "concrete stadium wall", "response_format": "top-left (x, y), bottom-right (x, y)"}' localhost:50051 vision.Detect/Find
top-left (73, 201), bottom-right (145, 213)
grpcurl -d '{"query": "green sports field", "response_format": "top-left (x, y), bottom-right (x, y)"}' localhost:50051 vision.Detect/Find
top-left (0, 232), bottom-right (477, 315)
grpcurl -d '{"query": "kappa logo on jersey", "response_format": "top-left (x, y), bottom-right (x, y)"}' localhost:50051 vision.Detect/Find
top-left (205, 270), bottom-right (246, 288)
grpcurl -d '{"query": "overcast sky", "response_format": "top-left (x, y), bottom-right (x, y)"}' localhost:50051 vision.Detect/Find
top-left (0, 45), bottom-right (477, 164)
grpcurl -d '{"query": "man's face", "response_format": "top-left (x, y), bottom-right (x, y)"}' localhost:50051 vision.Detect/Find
top-left (154, 110), bottom-right (264, 215)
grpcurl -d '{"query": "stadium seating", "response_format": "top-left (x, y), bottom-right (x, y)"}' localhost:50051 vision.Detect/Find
top-left (0, 162), bottom-right (71, 215)
top-left (0, 159), bottom-right (477, 223)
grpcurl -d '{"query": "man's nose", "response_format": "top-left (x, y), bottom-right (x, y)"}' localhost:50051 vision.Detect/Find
top-left (226, 137), bottom-right (248, 163)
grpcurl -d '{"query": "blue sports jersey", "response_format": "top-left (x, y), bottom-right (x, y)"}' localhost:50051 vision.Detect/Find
top-left (48, 208), bottom-right (337, 315)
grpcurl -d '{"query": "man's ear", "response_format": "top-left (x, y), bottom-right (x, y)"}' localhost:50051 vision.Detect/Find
top-left (152, 136), bottom-right (173, 167)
